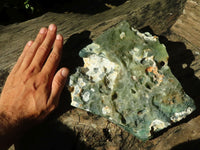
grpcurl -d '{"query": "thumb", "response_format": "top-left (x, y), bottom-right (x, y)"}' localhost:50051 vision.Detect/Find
top-left (48, 68), bottom-right (69, 108)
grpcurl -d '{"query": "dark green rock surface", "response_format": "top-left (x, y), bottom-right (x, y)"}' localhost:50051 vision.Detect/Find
top-left (69, 21), bottom-right (196, 140)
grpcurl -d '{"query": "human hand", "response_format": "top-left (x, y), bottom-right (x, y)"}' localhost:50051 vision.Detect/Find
top-left (0, 24), bottom-right (69, 148)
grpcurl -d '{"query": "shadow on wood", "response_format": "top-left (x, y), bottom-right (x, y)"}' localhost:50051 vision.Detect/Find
top-left (171, 138), bottom-right (200, 150)
top-left (60, 30), bottom-right (92, 74)
top-left (40, 0), bottom-right (128, 14)
top-left (0, 0), bottom-right (128, 25)
top-left (15, 119), bottom-right (94, 150)
top-left (0, 69), bottom-right (9, 93)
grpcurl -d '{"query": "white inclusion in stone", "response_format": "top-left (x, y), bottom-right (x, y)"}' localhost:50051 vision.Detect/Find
top-left (170, 107), bottom-right (194, 122)
top-left (78, 78), bottom-right (86, 87)
top-left (131, 27), bottom-right (137, 32)
top-left (133, 54), bottom-right (142, 62)
top-left (82, 91), bottom-right (90, 102)
top-left (71, 79), bottom-right (86, 102)
top-left (74, 85), bottom-right (81, 95)
top-left (131, 27), bottom-right (157, 42)
top-left (83, 54), bottom-right (119, 89)
top-left (83, 43), bottom-right (100, 53)
top-left (129, 47), bottom-right (142, 62)
top-left (71, 100), bottom-right (80, 107)
top-left (145, 93), bottom-right (149, 99)
top-left (143, 50), bottom-right (149, 58)
top-left (137, 31), bottom-right (157, 42)
top-left (102, 106), bottom-right (111, 115)
top-left (131, 76), bottom-right (137, 81)
top-left (70, 85), bottom-right (81, 103)
top-left (109, 117), bottom-right (113, 120)
top-left (145, 56), bottom-right (157, 67)
top-left (85, 108), bottom-right (90, 112)
top-left (120, 32), bottom-right (126, 39)
top-left (149, 119), bottom-right (168, 131)
top-left (133, 47), bottom-right (140, 52)
top-left (195, 51), bottom-right (200, 55)
top-left (106, 71), bottom-right (118, 90)
top-left (69, 79), bottom-right (74, 86)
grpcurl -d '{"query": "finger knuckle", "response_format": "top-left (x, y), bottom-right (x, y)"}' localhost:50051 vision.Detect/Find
top-left (54, 78), bottom-right (63, 87)
top-left (23, 71), bottom-right (33, 83)
top-left (35, 36), bottom-right (44, 44)
top-left (26, 48), bottom-right (35, 56)
top-left (38, 73), bottom-right (49, 85)
top-left (39, 45), bottom-right (48, 52)
top-left (28, 65), bottom-right (40, 73)
top-left (23, 67), bottom-right (39, 82)
top-left (49, 51), bottom-right (59, 61)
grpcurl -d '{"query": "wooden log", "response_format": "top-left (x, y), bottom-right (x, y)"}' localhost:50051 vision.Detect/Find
top-left (0, 0), bottom-right (200, 149)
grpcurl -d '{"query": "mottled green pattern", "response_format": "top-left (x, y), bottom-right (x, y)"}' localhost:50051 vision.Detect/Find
top-left (69, 21), bottom-right (196, 140)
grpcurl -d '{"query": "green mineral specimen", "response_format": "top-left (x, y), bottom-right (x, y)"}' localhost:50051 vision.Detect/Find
top-left (69, 21), bottom-right (196, 140)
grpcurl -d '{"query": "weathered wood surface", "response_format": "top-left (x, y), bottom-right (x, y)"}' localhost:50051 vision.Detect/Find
top-left (0, 0), bottom-right (200, 149)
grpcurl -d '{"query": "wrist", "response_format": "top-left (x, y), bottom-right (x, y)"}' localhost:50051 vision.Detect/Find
top-left (0, 111), bottom-right (11, 135)
top-left (0, 111), bottom-right (14, 149)
top-left (0, 110), bottom-right (22, 149)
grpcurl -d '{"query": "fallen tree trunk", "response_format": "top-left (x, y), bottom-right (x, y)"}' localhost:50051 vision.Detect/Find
top-left (0, 0), bottom-right (200, 149)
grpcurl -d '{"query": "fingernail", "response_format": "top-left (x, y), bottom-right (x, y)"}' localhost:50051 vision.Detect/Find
top-left (40, 28), bottom-right (47, 34)
top-left (56, 34), bottom-right (62, 40)
top-left (61, 69), bottom-right (68, 77)
top-left (27, 41), bottom-right (33, 46)
top-left (49, 24), bottom-right (56, 31)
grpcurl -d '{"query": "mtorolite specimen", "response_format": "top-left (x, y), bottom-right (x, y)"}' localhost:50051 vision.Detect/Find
top-left (68, 21), bottom-right (196, 140)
